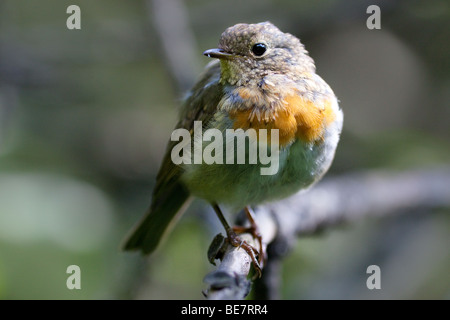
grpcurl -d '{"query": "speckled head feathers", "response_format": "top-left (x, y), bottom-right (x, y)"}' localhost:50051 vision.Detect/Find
top-left (205, 22), bottom-right (315, 86)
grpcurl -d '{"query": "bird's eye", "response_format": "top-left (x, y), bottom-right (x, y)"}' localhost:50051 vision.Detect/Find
top-left (251, 43), bottom-right (267, 56)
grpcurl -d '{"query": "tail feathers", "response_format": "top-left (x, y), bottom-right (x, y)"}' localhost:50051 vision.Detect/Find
top-left (123, 183), bottom-right (191, 254)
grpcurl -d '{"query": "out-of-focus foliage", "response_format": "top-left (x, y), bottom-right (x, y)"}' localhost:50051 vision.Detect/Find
top-left (0, 0), bottom-right (448, 299)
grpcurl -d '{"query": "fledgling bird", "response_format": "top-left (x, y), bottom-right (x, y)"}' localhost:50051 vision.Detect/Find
top-left (124, 22), bottom-right (343, 274)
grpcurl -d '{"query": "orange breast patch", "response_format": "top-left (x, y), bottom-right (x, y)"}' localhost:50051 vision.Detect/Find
top-left (229, 92), bottom-right (336, 146)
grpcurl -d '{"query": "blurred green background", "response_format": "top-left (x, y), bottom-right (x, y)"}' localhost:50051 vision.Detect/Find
top-left (0, 0), bottom-right (449, 299)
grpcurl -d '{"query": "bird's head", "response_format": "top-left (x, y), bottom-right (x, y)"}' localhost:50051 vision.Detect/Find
top-left (204, 22), bottom-right (315, 86)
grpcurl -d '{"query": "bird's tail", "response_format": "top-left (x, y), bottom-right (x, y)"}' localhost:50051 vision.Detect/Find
top-left (123, 182), bottom-right (192, 254)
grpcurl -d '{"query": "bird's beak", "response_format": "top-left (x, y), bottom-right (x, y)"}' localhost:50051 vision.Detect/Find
top-left (203, 48), bottom-right (235, 60)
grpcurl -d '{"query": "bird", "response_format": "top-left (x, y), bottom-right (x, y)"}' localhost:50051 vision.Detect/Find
top-left (123, 22), bottom-right (343, 275)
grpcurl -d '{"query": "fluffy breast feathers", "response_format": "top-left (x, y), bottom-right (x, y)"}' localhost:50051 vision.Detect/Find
top-left (218, 75), bottom-right (337, 147)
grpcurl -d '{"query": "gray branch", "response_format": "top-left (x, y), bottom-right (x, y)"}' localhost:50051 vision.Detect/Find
top-left (147, 0), bottom-right (201, 92)
top-left (203, 167), bottom-right (450, 300)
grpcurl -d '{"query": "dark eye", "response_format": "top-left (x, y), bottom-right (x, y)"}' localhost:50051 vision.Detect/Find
top-left (251, 43), bottom-right (267, 56)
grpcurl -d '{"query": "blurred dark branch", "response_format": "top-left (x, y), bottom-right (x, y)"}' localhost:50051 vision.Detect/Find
top-left (204, 167), bottom-right (450, 300)
top-left (147, 0), bottom-right (201, 92)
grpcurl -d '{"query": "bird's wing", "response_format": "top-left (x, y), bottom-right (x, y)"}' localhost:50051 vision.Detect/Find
top-left (123, 61), bottom-right (223, 254)
top-left (152, 61), bottom-right (223, 202)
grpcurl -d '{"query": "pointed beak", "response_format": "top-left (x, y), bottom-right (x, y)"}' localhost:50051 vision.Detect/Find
top-left (203, 48), bottom-right (235, 60)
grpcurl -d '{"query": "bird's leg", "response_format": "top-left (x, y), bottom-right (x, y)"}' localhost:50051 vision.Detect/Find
top-left (212, 204), bottom-right (262, 278)
top-left (232, 206), bottom-right (265, 265)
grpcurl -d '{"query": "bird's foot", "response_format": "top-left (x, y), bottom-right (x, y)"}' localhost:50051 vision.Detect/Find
top-left (226, 228), bottom-right (263, 279)
top-left (211, 204), bottom-right (264, 279)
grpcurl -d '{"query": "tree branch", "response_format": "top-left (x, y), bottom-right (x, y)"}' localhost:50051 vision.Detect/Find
top-left (203, 167), bottom-right (450, 299)
top-left (147, 0), bottom-right (201, 92)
